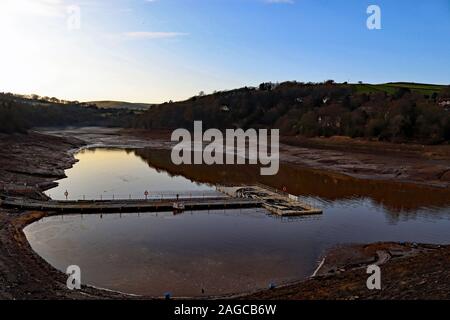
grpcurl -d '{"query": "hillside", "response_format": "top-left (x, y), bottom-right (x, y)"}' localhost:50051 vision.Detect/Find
top-left (90, 101), bottom-right (153, 111)
top-left (132, 81), bottom-right (450, 144)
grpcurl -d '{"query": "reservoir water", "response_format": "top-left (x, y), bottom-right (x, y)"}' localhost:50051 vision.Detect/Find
top-left (24, 148), bottom-right (450, 297)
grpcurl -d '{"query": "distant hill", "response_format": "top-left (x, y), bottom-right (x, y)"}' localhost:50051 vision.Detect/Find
top-left (90, 101), bottom-right (153, 111)
top-left (0, 93), bottom-right (137, 133)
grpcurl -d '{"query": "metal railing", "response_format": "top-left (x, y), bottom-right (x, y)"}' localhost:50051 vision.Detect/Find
top-left (46, 190), bottom-right (225, 201)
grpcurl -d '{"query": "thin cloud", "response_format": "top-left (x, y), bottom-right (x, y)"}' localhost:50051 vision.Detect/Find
top-left (123, 32), bottom-right (188, 39)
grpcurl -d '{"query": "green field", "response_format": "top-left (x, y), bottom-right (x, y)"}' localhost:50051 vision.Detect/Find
top-left (354, 82), bottom-right (445, 95)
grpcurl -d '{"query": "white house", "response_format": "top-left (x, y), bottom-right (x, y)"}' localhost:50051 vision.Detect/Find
top-left (438, 100), bottom-right (450, 107)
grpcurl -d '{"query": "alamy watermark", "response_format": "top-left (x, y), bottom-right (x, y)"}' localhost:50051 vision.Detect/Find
top-left (62, 4), bottom-right (379, 33)
top-left (66, 265), bottom-right (81, 290)
top-left (367, 5), bottom-right (382, 30)
top-left (366, 265), bottom-right (381, 290)
top-left (171, 121), bottom-right (280, 176)
top-left (67, 5), bottom-right (81, 31)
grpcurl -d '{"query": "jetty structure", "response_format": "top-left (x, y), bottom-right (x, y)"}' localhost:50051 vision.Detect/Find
top-left (0, 196), bottom-right (261, 214)
top-left (216, 184), bottom-right (322, 216)
top-left (0, 184), bottom-right (322, 216)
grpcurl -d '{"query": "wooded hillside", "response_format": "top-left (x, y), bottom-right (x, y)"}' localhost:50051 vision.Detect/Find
top-left (132, 81), bottom-right (450, 144)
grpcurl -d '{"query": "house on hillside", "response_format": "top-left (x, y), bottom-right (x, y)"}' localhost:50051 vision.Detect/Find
top-left (438, 100), bottom-right (450, 107)
top-left (438, 100), bottom-right (450, 111)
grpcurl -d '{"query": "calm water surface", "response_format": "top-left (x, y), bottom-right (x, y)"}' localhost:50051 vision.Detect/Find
top-left (24, 148), bottom-right (450, 297)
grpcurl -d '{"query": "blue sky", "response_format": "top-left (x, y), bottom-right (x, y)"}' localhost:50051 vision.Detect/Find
top-left (0, 0), bottom-right (449, 102)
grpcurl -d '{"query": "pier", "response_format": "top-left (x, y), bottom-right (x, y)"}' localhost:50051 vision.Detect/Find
top-left (0, 196), bottom-right (262, 214)
top-left (1, 184), bottom-right (322, 216)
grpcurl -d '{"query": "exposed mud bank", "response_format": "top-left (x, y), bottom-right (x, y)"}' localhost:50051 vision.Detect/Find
top-left (243, 242), bottom-right (450, 300)
top-left (280, 136), bottom-right (450, 188)
top-left (0, 131), bottom-right (84, 199)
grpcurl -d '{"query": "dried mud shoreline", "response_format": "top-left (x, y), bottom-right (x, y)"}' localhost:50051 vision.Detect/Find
top-left (244, 242), bottom-right (450, 300)
top-left (0, 128), bottom-right (449, 300)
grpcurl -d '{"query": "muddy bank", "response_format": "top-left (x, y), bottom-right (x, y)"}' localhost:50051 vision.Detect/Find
top-left (0, 131), bottom-right (84, 199)
top-left (244, 242), bottom-right (450, 300)
top-left (280, 136), bottom-right (450, 188)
